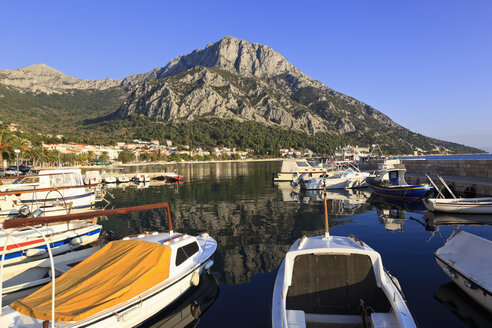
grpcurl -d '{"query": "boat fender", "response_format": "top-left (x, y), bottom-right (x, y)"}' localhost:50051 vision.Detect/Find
top-left (191, 270), bottom-right (200, 286)
top-left (26, 248), bottom-right (47, 257)
top-left (190, 301), bottom-right (201, 319)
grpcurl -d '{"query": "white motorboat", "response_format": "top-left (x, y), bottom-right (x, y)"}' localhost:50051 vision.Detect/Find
top-left (0, 169), bottom-right (96, 218)
top-left (117, 175), bottom-right (130, 183)
top-left (83, 170), bottom-right (102, 185)
top-left (301, 166), bottom-right (372, 190)
top-left (0, 204), bottom-right (171, 303)
top-left (102, 175), bottom-right (117, 184)
top-left (434, 230), bottom-right (492, 313)
top-left (133, 173), bottom-right (151, 182)
top-left (1, 246), bottom-right (100, 304)
top-left (0, 206), bottom-right (217, 327)
top-left (272, 188), bottom-right (416, 328)
top-left (0, 220), bottom-right (101, 267)
top-left (273, 159), bottom-right (336, 182)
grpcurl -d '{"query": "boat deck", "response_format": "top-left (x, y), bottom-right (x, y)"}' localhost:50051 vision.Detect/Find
top-left (287, 253), bottom-right (390, 316)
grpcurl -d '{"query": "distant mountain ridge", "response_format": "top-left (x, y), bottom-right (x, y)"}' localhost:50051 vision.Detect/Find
top-left (0, 64), bottom-right (121, 95)
top-left (0, 36), bottom-right (484, 154)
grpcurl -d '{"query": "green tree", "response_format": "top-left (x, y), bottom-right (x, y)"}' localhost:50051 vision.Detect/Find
top-left (118, 150), bottom-right (136, 164)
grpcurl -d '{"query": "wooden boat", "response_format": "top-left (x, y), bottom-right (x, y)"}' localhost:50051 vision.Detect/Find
top-left (424, 197), bottom-right (492, 214)
top-left (365, 158), bottom-right (434, 200)
top-left (301, 166), bottom-right (372, 190)
top-left (272, 187), bottom-right (416, 328)
top-left (434, 230), bottom-right (492, 313)
top-left (0, 169), bottom-right (96, 218)
top-left (0, 203), bottom-right (217, 327)
top-left (424, 174), bottom-right (492, 214)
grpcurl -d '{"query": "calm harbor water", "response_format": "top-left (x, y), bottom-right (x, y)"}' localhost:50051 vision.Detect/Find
top-left (99, 161), bottom-right (492, 328)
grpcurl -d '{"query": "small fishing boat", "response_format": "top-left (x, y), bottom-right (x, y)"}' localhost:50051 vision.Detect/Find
top-left (0, 204), bottom-right (217, 327)
top-left (133, 173), bottom-right (150, 183)
top-left (425, 197), bottom-right (492, 214)
top-left (164, 173), bottom-right (183, 183)
top-left (424, 174), bottom-right (492, 214)
top-left (272, 188), bottom-right (416, 328)
top-left (301, 166), bottom-right (372, 190)
top-left (102, 175), bottom-right (117, 184)
top-left (434, 230), bottom-right (492, 313)
top-left (365, 158), bottom-right (434, 200)
top-left (116, 175), bottom-right (130, 183)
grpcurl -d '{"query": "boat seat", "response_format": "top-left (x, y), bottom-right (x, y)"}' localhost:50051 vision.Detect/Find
top-left (286, 253), bottom-right (391, 316)
top-left (370, 312), bottom-right (398, 327)
top-left (286, 310), bottom-right (306, 328)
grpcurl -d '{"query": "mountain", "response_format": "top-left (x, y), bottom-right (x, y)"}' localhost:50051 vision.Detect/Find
top-left (0, 37), bottom-right (484, 154)
top-left (114, 36), bottom-right (397, 135)
top-left (0, 64), bottom-right (121, 95)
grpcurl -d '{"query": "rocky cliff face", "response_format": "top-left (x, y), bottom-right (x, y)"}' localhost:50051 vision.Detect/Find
top-left (114, 36), bottom-right (402, 135)
top-left (0, 64), bottom-right (121, 95)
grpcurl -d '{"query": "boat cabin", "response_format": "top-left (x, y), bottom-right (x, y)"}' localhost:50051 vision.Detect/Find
top-left (376, 159), bottom-right (408, 186)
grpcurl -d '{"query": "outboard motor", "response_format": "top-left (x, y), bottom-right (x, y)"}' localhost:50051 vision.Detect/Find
top-left (18, 205), bottom-right (31, 218)
top-left (100, 229), bottom-right (119, 242)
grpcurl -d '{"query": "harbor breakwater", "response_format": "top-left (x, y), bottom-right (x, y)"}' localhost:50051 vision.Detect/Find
top-left (360, 159), bottom-right (492, 196)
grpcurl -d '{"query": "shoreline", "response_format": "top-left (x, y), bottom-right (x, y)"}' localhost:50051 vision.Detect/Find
top-left (38, 158), bottom-right (285, 170)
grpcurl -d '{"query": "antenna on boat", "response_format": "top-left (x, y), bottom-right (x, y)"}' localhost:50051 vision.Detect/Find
top-left (323, 183), bottom-right (330, 239)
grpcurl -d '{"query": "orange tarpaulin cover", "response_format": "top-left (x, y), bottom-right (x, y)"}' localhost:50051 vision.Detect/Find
top-left (12, 240), bottom-right (172, 322)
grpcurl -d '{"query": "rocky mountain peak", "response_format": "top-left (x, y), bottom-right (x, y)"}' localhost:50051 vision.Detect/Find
top-left (0, 64), bottom-right (121, 95)
top-left (160, 36), bottom-right (302, 79)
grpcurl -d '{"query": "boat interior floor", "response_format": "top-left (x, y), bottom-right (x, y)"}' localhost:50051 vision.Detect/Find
top-left (306, 323), bottom-right (362, 328)
top-left (286, 253), bottom-right (391, 326)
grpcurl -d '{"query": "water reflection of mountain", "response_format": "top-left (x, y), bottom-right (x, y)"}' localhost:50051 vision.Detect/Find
top-left (435, 282), bottom-right (492, 328)
top-left (141, 273), bottom-right (219, 328)
top-left (100, 179), bottom-right (347, 284)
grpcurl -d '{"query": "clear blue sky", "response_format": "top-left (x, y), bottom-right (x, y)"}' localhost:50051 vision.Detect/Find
top-left (1, 0), bottom-right (491, 151)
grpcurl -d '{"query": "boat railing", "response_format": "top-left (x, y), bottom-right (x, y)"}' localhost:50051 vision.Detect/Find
top-left (0, 225), bottom-right (57, 327)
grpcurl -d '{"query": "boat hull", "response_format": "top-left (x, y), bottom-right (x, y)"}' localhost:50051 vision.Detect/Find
top-left (435, 255), bottom-right (492, 313)
top-left (0, 222), bottom-right (101, 266)
top-left (366, 178), bottom-right (433, 200)
top-left (424, 198), bottom-right (492, 214)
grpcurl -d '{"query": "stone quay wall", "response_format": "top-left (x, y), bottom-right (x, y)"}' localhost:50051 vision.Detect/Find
top-left (360, 159), bottom-right (492, 178)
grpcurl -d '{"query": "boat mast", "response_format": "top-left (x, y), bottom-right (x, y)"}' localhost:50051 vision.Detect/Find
top-left (323, 183), bottom-right (330, 238)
